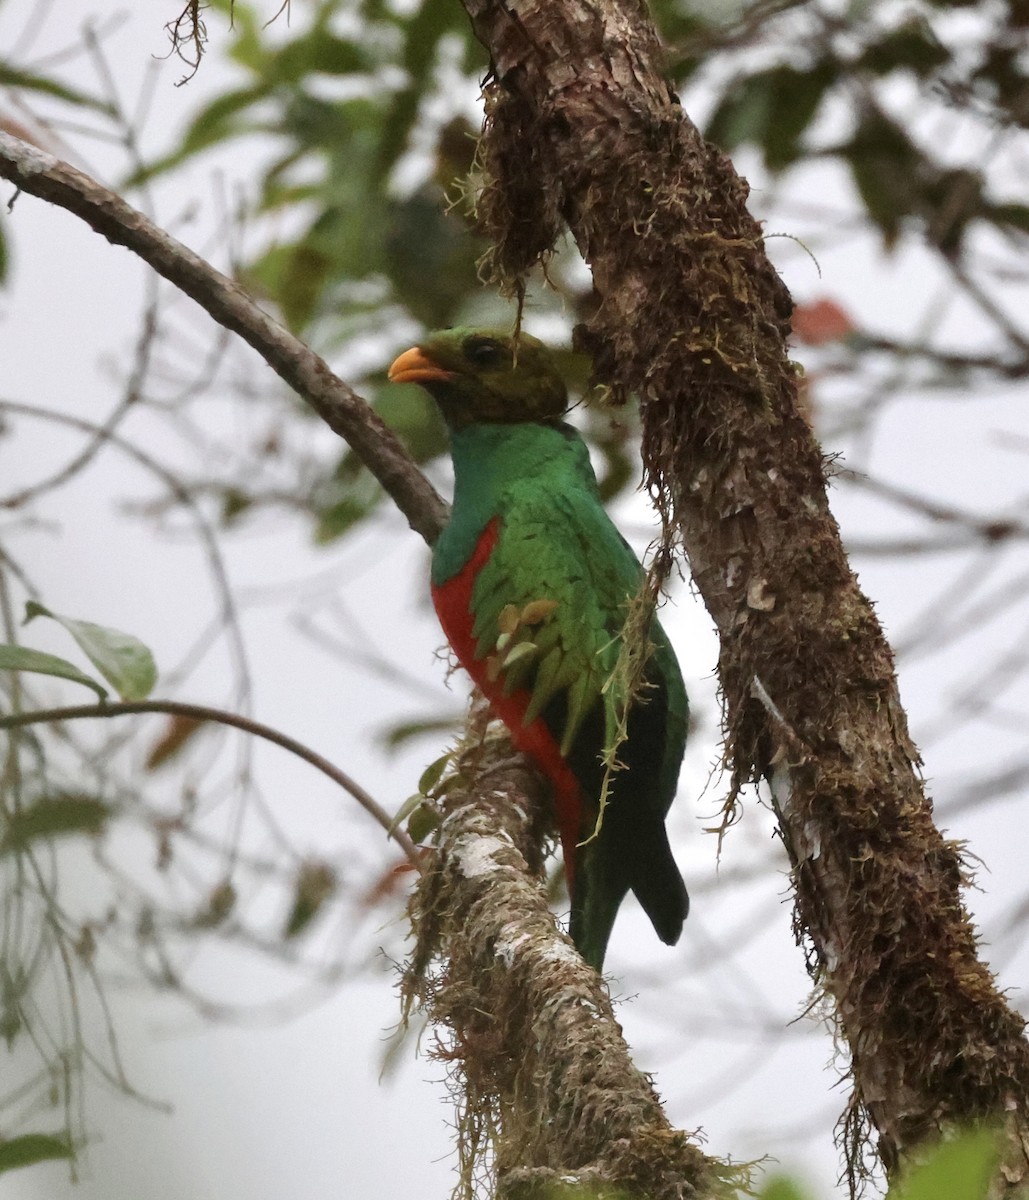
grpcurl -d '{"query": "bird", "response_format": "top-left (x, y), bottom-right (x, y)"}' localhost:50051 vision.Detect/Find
top-left (389, 327), bottom-right (689, 971)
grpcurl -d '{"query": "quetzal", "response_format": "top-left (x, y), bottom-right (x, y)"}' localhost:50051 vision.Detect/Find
top-left (389, 328), bottom-right (689, 971)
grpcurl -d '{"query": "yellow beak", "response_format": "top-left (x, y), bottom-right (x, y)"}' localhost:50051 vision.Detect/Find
top-left (387, 346), bottom-right (457, 384)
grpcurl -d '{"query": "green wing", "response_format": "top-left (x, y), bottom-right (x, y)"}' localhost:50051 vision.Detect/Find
top-left (470, 486), bottom-right (649, 758)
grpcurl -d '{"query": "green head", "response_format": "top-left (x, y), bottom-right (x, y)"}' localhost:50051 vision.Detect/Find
top-left (388, 327), bottom-right (568, 429)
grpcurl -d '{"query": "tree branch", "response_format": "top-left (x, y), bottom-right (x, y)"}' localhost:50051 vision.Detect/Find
top-left (461, 0), bottom-right (1029, 1185)
top-left (405, 703), bottom-right (718, 1200)
top-left (0, 130), bottom-right (448, 546)
top-left (0, 700), bottom-right (421, 867)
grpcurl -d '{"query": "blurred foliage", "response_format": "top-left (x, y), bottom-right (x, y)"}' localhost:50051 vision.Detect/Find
top-left (133, 0), bottom-right (491, 333)
top-left (155, 0), bottom-right (1028, 538)
top-left (888, 1127), bottom-right (1000, 1200)
top-left (282, 859), bottom-right (339, 938)
top-left (695, 2), bottom-right (1029, 253)
top-left (756, 1175), bottom-right (813, 1200)
top-left (5, 0), bottom-right (1025, 544)
top-left (0, 1132), bottom-right (75, 1175)
top-left (0, 793), bottom-right (113, 856)
top-left (0, 59), bottom-right (113, 114)
top-left (747, 1128), bottom-right (1001, 1200)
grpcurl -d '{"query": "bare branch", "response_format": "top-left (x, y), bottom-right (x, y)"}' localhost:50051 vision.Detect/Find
top-left (0, 700), bottom-right (422, 867)
top-left (856, 335), bottom-right (1029, 380)
top-left (0, 131), bottom-right (448, 547)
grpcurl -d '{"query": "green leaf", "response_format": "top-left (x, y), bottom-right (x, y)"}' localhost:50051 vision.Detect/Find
top-left (0, 62), bottom-right (111, 113)
top-left (389, 792), bottom-right (426, 837)
top-left (890, 1128), bottom-right (1001, 1200)
top-left (990, 202), bottom-right (1029, 234)
top-left (370, 387), bottom-right (448, 464)
top-left (126, 84), bottom-right (272, 183)
top-left (706, 76), bottom-right (772, 153)
top-left (214, 0), bottom-right (265, 72)
top-left (838, 108), bottom-right (922, 247)
top-left (0, 1132), bottom-right (74, 1175)
top-left (24, 603), bottom-right (157, 701)
top-left (192, 879), bottom-right (237, 929)
top-left (407, 800), bottom-right (440, 845)
top-left (176, 83), bottom-right (272, 156)
top-left (384, 190), bottom-right (487, 328)
top-left (263, 240), bottom-right (333, 332)
top-left (1, 794), bottom-right (113, 855)
top-left (270, 28), bottom-right (371, 84)
top-left (282, 861), bottom-right (337, 938)
top-left (766, 63), bottom-right (837, 170)
top-left (307, 385), bottom-right (446, 541)
top-left (310, 463), bottom-right (385, 544)
top-left (0, 644), bottom-right (108, 700)
top-left (312, 488), bottom-right (384, 543)
top-left (374, 1), bottom-right (481, 185)
top-left (706, 62), bottom-right (836, 170)
top-left (650, 1), bottom-right (709, 50)
top-left (417, 752), bottom-right (452, 797)
top-left (380, 716), bottom-right (462, 750)
top-left (220, 487), bottom-right (253, 525)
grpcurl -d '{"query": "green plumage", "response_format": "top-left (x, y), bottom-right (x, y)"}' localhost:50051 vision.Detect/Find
top-left (391, 328), bottom-right (689, 970)
top-left (437, 422), bottom-right (672, 759)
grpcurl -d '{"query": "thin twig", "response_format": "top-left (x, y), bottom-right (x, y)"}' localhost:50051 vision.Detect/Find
top-left (0, 701), bottom-right (423, 868)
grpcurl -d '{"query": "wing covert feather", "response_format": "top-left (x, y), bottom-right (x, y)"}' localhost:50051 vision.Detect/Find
top-left (469, 489), bottom-right (643, 755)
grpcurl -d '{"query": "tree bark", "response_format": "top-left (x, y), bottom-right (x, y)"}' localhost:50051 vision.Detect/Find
top-left (460, 0), bottom-right (1029, 1185)
top-left (404, 704), bottom-right (717, 1200)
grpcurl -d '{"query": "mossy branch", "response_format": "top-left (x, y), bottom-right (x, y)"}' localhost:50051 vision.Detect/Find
top-left (404, 701), bottom-right (721, 1200)
top-left (459, 0), bottom-right (1029, 1187)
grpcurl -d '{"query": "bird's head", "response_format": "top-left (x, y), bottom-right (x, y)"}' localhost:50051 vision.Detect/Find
top-left (388, 328), bottom-right (568, 429)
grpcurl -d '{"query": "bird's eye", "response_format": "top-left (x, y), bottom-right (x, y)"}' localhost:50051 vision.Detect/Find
top-left (463, 336), bottom-right (504, 367)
